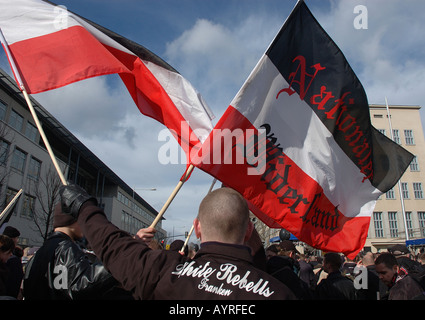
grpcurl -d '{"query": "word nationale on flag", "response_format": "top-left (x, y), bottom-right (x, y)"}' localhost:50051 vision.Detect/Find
top-left (193, 0), bottom-right (414, 258)
top-left (0, 0), bottom-right (214, 163)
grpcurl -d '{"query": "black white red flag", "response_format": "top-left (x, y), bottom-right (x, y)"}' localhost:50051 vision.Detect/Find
top-left (194, 0), bottom-right (413, 258)
top-left (0, 0), bottom-right (214, 164)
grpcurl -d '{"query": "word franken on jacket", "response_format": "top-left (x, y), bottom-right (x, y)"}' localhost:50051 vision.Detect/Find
top-left (171, 261), bottom-right (275, 298)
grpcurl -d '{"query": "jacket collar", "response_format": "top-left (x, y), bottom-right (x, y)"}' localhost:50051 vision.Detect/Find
top-left (194, 241), bottom-right (253, 264)
top-left (47, 231), bottom-right (73, 242)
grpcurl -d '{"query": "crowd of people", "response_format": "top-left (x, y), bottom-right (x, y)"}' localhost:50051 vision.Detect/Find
top-left (266, 241), bottom-right (425, 300)
top-left (0, 183), bottom-right (424, 300)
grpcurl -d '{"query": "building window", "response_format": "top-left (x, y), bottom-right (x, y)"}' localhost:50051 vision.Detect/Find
top-left (0, 100), bottom-right (7, 121)
top-left (401, 182), bottom-right (409, 199)
top-left (25, 122), bottom-right (38, 143)
top-left (378, 129), bottom-right (386, 136)
top-left (28, 157), bottom-right (41, 181)
top-left (392, 129), bottom-right (400, 144)
top-left (404, 129), bottom-right (415, 145)
top-left (10, 147), bottom-right (26, 173)
top-left (21, 194), bottom-right (35, 218)
top-left (410, 156), bottom-right (419, 172)
top-left (418, 212), bottom-right (425, 237)
top-left (4, 188), bottom-right (19, 215)
top-left (413, 183), bottom-right (423, 199)
top-left (388, 211), bottom-right (398, 238)
top-left (0, 140), bottom-right (10, 166)
top-left (386, 187), bottom-right (395, 199)
top-left (373, 212), bottom-right (384, 238)
top-left (8, 109), bottom-right (23, 133)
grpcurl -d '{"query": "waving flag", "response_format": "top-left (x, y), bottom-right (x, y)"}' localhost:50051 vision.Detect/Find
top-left (0, 0), bottom-right (214, 162)
top-left (194, 0), bottom-right (413, 258)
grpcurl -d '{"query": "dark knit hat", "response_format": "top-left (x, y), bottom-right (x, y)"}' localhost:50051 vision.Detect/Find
top-left (53, 202), bottom-right (77, 228)
top-left (2, 226), bottom-right (20, 238)
top-left (279, 240), bottom-right (300, 254)
top-left (169, 240), bottom-right (189, 256)
top-left (388, 244), bottom-right (410, 256)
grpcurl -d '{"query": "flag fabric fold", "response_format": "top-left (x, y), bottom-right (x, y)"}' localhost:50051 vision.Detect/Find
top-left (0, 0), bottom-right (214, 162)
top-left (194, 0), bottom-right (413, 258)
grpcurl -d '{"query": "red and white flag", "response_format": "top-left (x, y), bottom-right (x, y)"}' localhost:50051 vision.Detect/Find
top-left (194, 1), bottom-right (413, 258)
top-left (0, 0), bottom-right (214, 163)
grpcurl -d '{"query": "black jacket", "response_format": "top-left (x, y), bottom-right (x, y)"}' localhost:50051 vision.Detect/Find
top-left (266, 256), bottom-right (312, 300)
top-left (0, 261), bottom-right (9, 297)
top-left (77, 203), bottom-right (296, 300)
top-left (23, 231), bottom-right (118, 300)
top-left (315, 271), bottom-right (357, 300)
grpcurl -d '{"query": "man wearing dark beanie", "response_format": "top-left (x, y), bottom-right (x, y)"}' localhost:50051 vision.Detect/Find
top-left (23, 185), bottom-right (125, 300)
top-left (3, 226), bottom-right (20, 239)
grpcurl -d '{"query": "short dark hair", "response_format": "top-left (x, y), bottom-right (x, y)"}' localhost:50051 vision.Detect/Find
top-left (375, 252), bottom-right (398, 269)
top-left (324, 252), bottom-right (342, 270)
top-left (0, 235), bottom-right (15, 253)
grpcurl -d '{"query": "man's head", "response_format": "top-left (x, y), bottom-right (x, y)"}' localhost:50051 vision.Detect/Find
top-left (265, 244), bottom-right (279, 260)
top-left (375, 252), bottom-right (399, 287)
top-left (194, 187), bottom-right (252, 244)
top-left (278, 240), bottom-right (299, 259)
top-left (53, 202), bottom-right (83, 240)
top-left (323, 252), bottom-right (343, 273)
top-left (388, 244), bottom-right (410, 257)
top-left (2, 226), bottom-right (20, 246)
top-left (0, 235), bottom-right (15, 263)
top-left (361, 252), bottom-right (375, 267)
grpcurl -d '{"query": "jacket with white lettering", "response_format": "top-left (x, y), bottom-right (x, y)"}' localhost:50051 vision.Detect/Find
top-left (78, 203), bottom-right (296, 300)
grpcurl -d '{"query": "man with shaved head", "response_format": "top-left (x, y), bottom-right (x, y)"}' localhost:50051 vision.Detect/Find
top-left (53, 184), bottom-right (296, 300)
top-left (195, 187), bottom-right (251, 244)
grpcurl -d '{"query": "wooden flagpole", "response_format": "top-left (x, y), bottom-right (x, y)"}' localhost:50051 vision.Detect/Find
top-left (149, 164), bottom-right (195, 229)
top-left (180, 224), bottom-right (194, 253)
top-left (180, 178), bottom-right (217, 253)
top-left (0, 189), bottom-right (23, 228)
top-left (22, 90), bottom-right (67, 185)
top-left (0, 29), bottom-right (67, 185)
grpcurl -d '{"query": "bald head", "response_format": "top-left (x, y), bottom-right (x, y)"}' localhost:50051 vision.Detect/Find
top-left (195, 187), bottom-right (250, 244)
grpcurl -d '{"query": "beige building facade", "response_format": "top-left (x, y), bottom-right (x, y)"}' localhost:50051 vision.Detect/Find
top-left (366, 104), bottom-right (425, 252)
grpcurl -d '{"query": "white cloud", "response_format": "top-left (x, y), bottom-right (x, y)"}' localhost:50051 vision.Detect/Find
top-left (35, 76), bottom-right (135, 142)
top-left (164, 14), bottom-right (283, 118)
top-left (317, 0), bottom-right (425, 114)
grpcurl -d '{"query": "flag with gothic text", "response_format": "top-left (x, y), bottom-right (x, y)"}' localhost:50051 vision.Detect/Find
top-left (194, 1), bottom-right (413, 258)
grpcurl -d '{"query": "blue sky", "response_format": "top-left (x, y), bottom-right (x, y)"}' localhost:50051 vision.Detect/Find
top-left (1, 0), bottom-right (425, 242)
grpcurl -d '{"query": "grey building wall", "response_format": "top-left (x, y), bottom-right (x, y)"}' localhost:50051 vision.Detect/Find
top-left (0, 68), bottom-right (166, 247)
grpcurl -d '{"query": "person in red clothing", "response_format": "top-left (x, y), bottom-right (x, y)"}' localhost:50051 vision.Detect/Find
top-left (60, 183), bottom-right (296, 300)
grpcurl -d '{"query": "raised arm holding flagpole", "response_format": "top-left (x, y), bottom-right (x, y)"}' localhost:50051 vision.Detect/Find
top-left (0, 0), bottom-right (215, 228)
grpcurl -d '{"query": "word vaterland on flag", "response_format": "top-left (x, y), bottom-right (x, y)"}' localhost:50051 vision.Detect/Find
top-left (0, 0), bottom-right (214, 165)
top-left (193, 0), bottom-right (414, 259)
